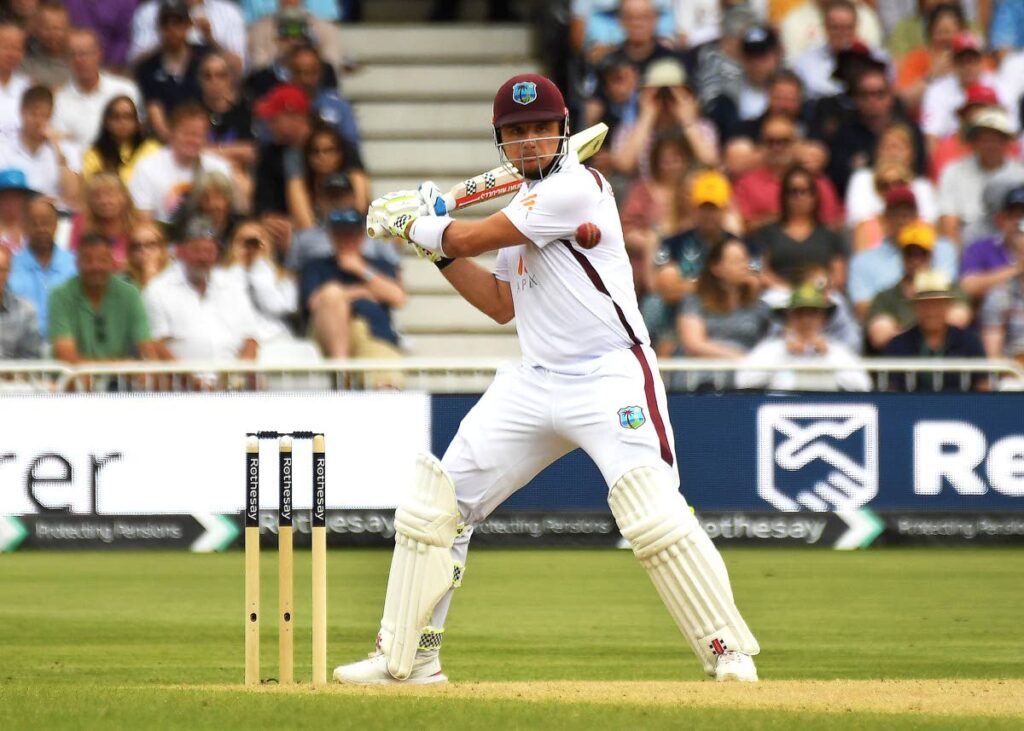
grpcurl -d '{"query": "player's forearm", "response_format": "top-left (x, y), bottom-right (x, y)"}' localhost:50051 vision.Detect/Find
top-left (438, 212), bottom-right (530, 258)
top-left (440, 259), bottom-right (513, 324)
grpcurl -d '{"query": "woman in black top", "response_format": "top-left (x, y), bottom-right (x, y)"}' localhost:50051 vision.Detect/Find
top-left (753, 165), bottom-right (847, 289)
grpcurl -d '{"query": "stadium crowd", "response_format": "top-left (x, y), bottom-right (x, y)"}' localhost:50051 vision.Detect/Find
top-left (0, 0), bottom-right (1021, 392)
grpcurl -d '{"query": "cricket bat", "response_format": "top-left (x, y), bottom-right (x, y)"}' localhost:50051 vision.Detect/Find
top-left (366, 122), bottom-right (608, 239)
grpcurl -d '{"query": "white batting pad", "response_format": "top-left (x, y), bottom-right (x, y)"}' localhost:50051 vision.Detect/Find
top-left (379, 453), bottom-right (459, 680)
top-left (609, 467), bottom-right (760, 674)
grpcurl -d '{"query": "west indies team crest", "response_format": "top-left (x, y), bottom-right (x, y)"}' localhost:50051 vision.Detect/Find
top-left (512, 80), bottom-right (538, 105)
top-left (617, 406), bottom-right (646, 430)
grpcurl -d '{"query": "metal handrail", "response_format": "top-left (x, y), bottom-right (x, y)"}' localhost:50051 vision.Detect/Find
top-left (0, 357), bottom-right (1020, 393)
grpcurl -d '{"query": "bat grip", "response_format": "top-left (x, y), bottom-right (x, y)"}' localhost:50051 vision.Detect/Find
top-left (440, 193), bottom-right (456, 215)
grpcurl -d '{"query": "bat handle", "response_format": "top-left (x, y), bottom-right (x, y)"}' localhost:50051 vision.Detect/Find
top-left (440, 193), bottom-right (456, 215)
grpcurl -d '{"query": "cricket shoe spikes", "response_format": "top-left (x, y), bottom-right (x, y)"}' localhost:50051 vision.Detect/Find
top-left (714, 651), bottom-right (758, 682)
top-left (333, 651), bottom-right (448, 685)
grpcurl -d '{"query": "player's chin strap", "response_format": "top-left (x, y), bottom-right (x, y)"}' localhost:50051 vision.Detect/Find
top-left (609, 466), bottom-right (760, 675)
top-left (378, 452), bottom-right (461, 680)
top-left (493, 119), bottom-right (571, 182)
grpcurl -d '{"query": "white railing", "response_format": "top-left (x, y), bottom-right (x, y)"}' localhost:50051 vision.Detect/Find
top-left (0, 357), bottom-right (1022, 393)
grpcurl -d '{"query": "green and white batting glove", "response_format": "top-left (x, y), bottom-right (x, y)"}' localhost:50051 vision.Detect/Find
top-left (367, 190), bottom-right (426, 240)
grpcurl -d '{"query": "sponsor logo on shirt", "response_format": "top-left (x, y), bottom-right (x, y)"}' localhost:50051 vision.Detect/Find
top-left (515, 254), bottom-right (538, 292)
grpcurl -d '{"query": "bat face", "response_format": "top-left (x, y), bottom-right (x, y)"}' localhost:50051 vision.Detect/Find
top-left (367, 123), bottom-right (609, 239)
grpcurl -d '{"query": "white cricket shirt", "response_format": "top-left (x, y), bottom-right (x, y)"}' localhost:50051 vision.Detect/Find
top-left (498, 153), bottom-right (650, 373)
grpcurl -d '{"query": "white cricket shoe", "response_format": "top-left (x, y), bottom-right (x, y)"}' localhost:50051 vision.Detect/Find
top-left (714, 651), bottom-right (758, 682)
top-left (333, 651), bottom-right (448, 685)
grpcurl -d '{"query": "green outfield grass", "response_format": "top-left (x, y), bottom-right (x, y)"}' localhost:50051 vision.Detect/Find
top-left (1, 548), bottom-right (1022, 729)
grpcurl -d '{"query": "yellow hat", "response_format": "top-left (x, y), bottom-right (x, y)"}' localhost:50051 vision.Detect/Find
top-left (897, 221), bottom-right (935, 251)
top-left (691, 170), bottom-right (731, 208)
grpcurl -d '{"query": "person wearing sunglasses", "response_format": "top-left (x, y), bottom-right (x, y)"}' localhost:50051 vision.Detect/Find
top-left (49, 232), bottom-right (157, 364)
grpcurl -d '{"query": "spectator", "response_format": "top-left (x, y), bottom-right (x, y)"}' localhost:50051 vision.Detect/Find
top-left (887, 0), bottom-right (982, 60)
top-left (937, 107), bottom-right (1024, 245)
top-left (64, 0), bottom-right (141, 70)
top-left (224, 218), bottom-right (298, 343)
top-left (253, 84), bottom-right (312, 217)
top-left (134, 0), bottom-right (210, 142)
top-left (571, 0), bottom-right (675, 64)
top-left (49, 233), bottom-right (156, 364)
top-left (980, 223), bottom-right (1024, 362)
top-left (866, 221), bottom-right (971, 351)
top-left (820, 64), bottom-right (925, 197)
top-left (678, 238), bottom-right (771, 359)
top-left (0, 245), bottom-right (41, 358)
top-left (287, 42), bottom-right (360, 149)
top-left (124, 220), bottom-right (171, 290)
top-left (21, 0), bottom-right (71, 89)
top-left (620, 131), bottom-right (696, 239)
top-left (921, 32), bottom-right (1008, 146)
top-left (884, 269), bottom-right (988, 391)
top-left (584, 52), bottom-right (640, 135)
top-left (144, 216), bottom-right (259, 361)
top-left (243, 7), bottom-right (338, 102)
top-left (929, 83), bottom-right (1015, 181)
top-left (198, 50), bottom-right (256, 171)
top-left (895, 3), bottom-right (965, 114)
top-left (81, 95), bottom-right (161, 184)
top-left (761, 262), bottom-right (863, 352)
top-left (301, 208), bottom-right (405, 359)
top-left (693, 5), bottom-right (757, 121)
top-left (733, 68), bottom-right (807, 144)
top-left (0, 21), bottom-right (29, 147)
top-left (129, 0), bottom-right (245, 71)
top-left (792, 0), bottom-right (866, 100)
top-left (733, 114), bottom-right (843, 231)
top-left (961, 185), bottom-right (1024, 301)
top-left (672, 0), bottom-right (766, 50)
top-left (650, 170), bottom-right (740, 355)
top-left (0, 85), bottom-right (80, 209)
top-left (247, 1), bottom-right (344, 72)
top-left (848, 185), bottom-right (959, 317)
top-left (780, 0), bottom-right (884, 61)
top-left (0, 168), bottom-right (34, 252)
top-left (736, 282), bottom-right (871, 391)
top-left (286, 170), bottom-right (359, 272)
top-left (69, 173), bottom-right (137, 269)
top-left (846, 124), bottom-right (939, 251)
top-left (752, 165), bottom-right (847, 288)
top-left (704, 25), bottom-right (783, 141)
top-left (292, 126), bottom-right (369, 224)
top-left (53, 30), bottom-right (142, 156)
top-left (174, 170), bottom-right (242, 250)
top-left (614, 57), bottom-right (718, 176)
top-left (7, 196), bottom-right (76, 337)
top-left (988, 0), bottom-right (1024, 55)
top-left (128, 102), bottom-right (236, 224)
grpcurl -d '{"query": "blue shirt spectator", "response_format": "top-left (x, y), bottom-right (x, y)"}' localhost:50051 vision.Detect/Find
top-left (989, 0), bottom-right (1024, 52)
top-left (8, 199), bottom-right (76, 337)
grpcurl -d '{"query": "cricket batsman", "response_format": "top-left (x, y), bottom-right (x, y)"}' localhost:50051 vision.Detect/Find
top-left (333, 74), bottom-right (760, 684)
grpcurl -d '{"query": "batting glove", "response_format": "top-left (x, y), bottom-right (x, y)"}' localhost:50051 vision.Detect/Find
top-left (418, 181), bottom-right (448, 216)
top-left (368, 190), bottom-right (426, 240)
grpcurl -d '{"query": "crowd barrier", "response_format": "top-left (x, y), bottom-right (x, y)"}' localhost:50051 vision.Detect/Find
top-left (1, 357), bottom-right (1022, 393)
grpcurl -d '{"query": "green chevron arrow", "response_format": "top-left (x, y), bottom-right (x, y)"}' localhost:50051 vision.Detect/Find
top-left (0, 516), bottom-right (28, 552)
top-left (834, 508), bottom-right (885, 550)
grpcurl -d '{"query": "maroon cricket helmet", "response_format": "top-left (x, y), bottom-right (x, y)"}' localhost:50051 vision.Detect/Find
top-left (492, 73), bottom-right (568, 128)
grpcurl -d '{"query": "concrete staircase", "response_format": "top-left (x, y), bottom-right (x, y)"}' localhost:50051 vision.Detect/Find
top-left (339, 23), bottom-right (540, 360)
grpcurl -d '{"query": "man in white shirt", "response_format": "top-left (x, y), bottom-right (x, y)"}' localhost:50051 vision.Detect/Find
top-left (938, 108), bottom-right (1024, 245)
top-left (128, 101), bottom-right (233, 223)
top-left (793, 0), bottom-right (889, 100)
top-left (52, 29), bottom-right (141, 157)
top-left (129, 0), bottom-right (246, 72)
top-left (334, 74), bottom-right (761, 686)
top-left (737, 283), bottom-right (871, 391)
top-left (0, 21), bottom-right (29, 148)
top-left (922, 32), bottom-right (1014, 145)
top-left (0, 85), bottom-right (79, 207)
top-left (780, 0), bottom-right (883, 61)
top-left (144, 216), bottom-right (258, 361)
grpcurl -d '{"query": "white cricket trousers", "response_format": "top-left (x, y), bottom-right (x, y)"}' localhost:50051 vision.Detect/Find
top-left (427, 343), bottom-right (678, 631)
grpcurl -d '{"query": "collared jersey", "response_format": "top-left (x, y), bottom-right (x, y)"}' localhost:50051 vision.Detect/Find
top-left (498, 154), bottom-right (649, 373)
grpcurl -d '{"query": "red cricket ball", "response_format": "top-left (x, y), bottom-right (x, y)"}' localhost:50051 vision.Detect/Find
top-left (575, 222), bottom-right (601, 249)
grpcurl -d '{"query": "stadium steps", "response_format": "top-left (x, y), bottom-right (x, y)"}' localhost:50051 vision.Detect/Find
top-left (336, 20), bottom-right (535, 363)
